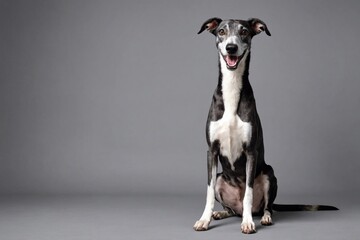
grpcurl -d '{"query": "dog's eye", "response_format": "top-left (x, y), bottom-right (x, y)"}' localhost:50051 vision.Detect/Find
top-left (240, 29), bottom-right (248, 36)
top-left (218, 29), bottom-right (225, 36)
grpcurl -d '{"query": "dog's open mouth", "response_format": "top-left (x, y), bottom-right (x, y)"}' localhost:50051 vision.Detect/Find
top-left (222, 51), bottom-right (246, 70)
top-left (225, 55), bottom-right (240, 68)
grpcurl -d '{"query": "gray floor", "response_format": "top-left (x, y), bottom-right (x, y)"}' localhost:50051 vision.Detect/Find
top-left (0, 194), bottom-right (358, 240)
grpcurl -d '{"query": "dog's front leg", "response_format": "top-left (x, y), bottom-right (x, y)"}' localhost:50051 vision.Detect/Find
top-left (193, 150), bottom-right (218, 231)
top-left (241, 151), bottom-right (256, 234)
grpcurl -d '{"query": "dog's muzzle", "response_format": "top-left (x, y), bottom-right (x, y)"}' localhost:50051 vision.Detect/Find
top-left (222, 44), bottom-right (246, 70)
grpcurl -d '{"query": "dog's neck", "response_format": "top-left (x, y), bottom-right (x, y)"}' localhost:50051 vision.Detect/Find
top-left (218, 50), bottom-right (250, 116)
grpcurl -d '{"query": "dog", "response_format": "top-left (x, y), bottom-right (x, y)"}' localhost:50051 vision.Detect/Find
top-left (193, 17), bottom-right (338, 234)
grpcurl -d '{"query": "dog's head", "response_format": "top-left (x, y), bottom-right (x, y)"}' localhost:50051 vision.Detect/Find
top-left (198, 18), bottom-right (270, 70)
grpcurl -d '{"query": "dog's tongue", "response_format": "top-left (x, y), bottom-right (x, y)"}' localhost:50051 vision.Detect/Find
top-left (225, 56), bottom-right (238, 67)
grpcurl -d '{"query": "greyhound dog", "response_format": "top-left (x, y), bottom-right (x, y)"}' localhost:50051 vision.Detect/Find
top-left (193, 18), bottom-right (337, 234)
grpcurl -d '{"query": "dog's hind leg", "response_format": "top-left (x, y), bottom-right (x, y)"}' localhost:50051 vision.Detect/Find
top-left (213, 207), bottom-right (235, 220)
top-left (213, 174), bottom-right (243, 220)
top-left (260, 165), bottom-right (278, 226)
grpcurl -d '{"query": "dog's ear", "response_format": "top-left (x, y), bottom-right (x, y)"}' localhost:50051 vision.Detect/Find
top-left (248, 18), bottom-right (271, 36)
top-left (198, 18), bottom-right (222, 35)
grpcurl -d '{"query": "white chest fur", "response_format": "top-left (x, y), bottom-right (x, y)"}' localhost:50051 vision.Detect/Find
top-left (209, 53), bottom-right (252, 168)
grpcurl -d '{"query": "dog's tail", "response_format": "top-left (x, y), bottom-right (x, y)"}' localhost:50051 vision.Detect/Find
top-left (272, 204), bottom-right (339, 212)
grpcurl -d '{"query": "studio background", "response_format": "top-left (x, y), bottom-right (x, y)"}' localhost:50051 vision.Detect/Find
top-left (2, 1), bottom-right (360, 239)
top-left (1, 0), bottom-right (360, 198)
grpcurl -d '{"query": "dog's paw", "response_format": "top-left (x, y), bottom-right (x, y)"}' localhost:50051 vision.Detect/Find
top-left (260, 214), bottom-right (273, 226)
top-left (212, 211), bottom-right (232, 220)
top-left (193, 219), bottom-right (210, 231)
top-left (241, 220), bottom-right (256, 234)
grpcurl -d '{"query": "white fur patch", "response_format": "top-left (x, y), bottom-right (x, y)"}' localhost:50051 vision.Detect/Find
top-left (209, 118), bottom-right (251, 168)
top-left (241, 186), bottom-right (255, 233)
top-left (199, 165), bottom-right (217, 222)
top-left (209, 51), bottom-right (251, 169)
top-left (243, 186), bottom-right (253, 216)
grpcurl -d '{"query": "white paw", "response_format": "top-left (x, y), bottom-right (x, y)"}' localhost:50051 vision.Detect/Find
top-left (241, 220), bottom-right (256, 234)
top-left (193, 219), bottom-right (210, 231)
top-left (260, 214), bottom-right (273, 226)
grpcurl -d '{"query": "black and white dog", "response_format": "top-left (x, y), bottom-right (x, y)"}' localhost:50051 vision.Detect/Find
top-left (193, 18), bottom-right (337, 234)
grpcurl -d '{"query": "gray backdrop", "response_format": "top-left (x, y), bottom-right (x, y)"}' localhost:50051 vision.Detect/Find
top-left (1, 0), bottom-right (359, 197)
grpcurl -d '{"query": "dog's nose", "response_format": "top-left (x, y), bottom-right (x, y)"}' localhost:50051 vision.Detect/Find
top-left (226, 44), bottom-right (238, 54)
